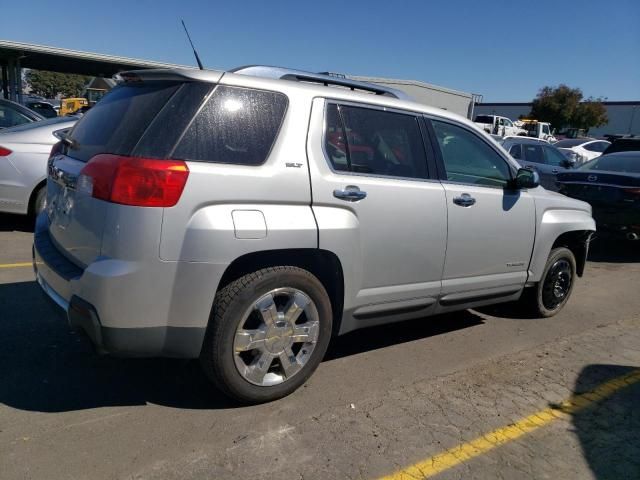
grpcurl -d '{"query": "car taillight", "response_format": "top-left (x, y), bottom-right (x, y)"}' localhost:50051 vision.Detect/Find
top-left (78, 154), bottom-right (189, 207)
top-left (0, 146), bottom-right (12, 156)
top-left (623, 188), bottom-right (640, 198)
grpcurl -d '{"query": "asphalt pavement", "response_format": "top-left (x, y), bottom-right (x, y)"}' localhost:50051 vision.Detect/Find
top-left (0, 212), bottom-right (639, 480)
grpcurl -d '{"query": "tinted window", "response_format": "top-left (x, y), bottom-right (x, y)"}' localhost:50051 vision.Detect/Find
top-left (583, 141), bottom-right (609, 153)
top-left (474, 115), bottom-right (494, 124)
top-left (0, 103), bottom-right (31, 128)
top-left (508, 144), bottom-right (522, 159)
top-left (522, 144), bottom-right (545, 164)
top-left (66, 82), bottom-right (180, 162)
top-left (431, 120), bottom-right (512, 187)
top-left (543, 146), bottom-right (568, 166)
top-left (324, 104), bottom-right (428, 179)
top-left (579, 153), bottom-right (640, 174)
top-left (555, 139), bottom-right (590, 148)
top-left (542, 124), bottom-right (550, 134)
top-left (173, 86), bottom-right (287, 166)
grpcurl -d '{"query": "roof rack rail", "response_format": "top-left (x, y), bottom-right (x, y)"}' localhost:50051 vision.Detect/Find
top-left (229, 65), bottom-right (411, 100)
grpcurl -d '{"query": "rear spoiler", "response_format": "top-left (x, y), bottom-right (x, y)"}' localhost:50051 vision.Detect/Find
top-left (114, 68), bottom-right (224, 84)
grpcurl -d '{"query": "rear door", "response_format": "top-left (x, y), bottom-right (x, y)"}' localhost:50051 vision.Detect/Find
top-left (427, 118), bottom-right (535, 304)
top-left (307, 99), bottom-right (447, 327)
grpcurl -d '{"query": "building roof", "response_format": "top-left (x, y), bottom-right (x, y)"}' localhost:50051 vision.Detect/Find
top-left (349, 75), bottom-right (474, 99)
top-left (0, 39), bottom-right (194, 76)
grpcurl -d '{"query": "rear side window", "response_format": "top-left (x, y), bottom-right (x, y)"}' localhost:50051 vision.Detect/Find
top-left (508, 144), bottom-right (522, 159)
top-left (324, 103), bottom-right (428, 179)
top-left (66, 82), bottom-right (180, 162)
top-left (523, 144), bottom-right (545, 164)
top-left (172, 86), bottom-right (288, 166)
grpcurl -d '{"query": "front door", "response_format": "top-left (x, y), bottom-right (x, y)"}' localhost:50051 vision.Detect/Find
top-left (428, 118), bottom-right (536, 304)
top-left (307, 99), bottom-right (448, 331)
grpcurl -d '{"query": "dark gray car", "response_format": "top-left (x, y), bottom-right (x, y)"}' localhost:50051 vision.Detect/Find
top-left (502, 137), bottom-right (575, 190)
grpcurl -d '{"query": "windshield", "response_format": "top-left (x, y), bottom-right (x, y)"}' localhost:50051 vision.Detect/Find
top-left (579, 153), bottom-right (640, 174)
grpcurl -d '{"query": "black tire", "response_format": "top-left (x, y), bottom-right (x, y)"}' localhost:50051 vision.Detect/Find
top-left (519, 247), bottom-right (576, 317)
top-left (31, 186), bottom-right (47, 217)
top-left (200, 266), bottom-right (332, 404)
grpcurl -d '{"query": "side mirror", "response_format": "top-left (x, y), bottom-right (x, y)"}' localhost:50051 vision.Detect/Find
top-left (562, 158), bottom-right (576, 169)
top-left (512, 167), bottom-right (540, 189)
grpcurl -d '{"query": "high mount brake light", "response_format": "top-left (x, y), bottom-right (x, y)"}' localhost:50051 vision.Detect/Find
top-left (78, 154), bottom-right (189, 207)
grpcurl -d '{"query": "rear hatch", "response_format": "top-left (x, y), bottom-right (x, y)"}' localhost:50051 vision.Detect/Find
top-left (46, 74), bottom-right (218, 267)
top-left (557, 171), bottom-right (640, 210)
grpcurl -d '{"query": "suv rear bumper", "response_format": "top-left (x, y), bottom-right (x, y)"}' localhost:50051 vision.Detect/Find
top-left (33, 214), bottom-right (208, 358)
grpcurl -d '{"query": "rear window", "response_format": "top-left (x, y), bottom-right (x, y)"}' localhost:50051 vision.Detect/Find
top-left (555, 139), bottom-right (589, 148)
top-left (172, 86), bottom-right (288, 166)
top-left (580, 153), bottom-right (640, 173)
top-left (474, 115), bottom-right (494, 124)
top-left (66, 82), bottom-right (180, 162)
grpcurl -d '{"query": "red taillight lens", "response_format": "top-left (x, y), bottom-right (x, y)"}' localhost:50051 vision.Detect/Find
top-left (79, 154), bottom-right (189, 207)
top-left (0, 146), bottom-right (12, 156)
top-left (623, 188), bottom-right (640, 196)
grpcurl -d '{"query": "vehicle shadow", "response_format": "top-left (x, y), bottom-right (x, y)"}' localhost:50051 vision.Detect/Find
top-left (0, 280), bottom-right (483, 413)
top-left (0, 213), bottom-right (35, 233)
top-left (552, 364), bottom-right (640, 479)
top-left (587, 235), bottom-right (640, 263)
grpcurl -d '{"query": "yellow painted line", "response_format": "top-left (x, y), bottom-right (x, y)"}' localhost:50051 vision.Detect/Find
top-left (0, 262), bottom-right (35, 269)
top-left (379, 368), bottom-right (640, 480)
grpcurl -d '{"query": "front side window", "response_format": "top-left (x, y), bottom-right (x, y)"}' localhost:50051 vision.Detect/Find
top-left (542, 124), bottom-right (550, 134)
top-left (174, 86), bottom-right (288, 165)
top-left (431, 120), bottom-right (512, 187)
top-left (543, 146), bottom-right (568, 166)
top-left (324, 103), bottom-right (428, 179)
top-left (504, 119), bottom-right (513, 127)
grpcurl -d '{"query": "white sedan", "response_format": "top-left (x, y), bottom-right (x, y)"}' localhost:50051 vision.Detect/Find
top-left (0, 116), bottom-right (77, 216)
top-left (554, 138), bottom-right (610, 164)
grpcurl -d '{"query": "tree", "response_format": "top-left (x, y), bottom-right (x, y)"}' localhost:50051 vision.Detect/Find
top-left (25, 70), bottom-right (90, 98)
top-left (571, 98), bottom-right (608, 133)
top-left (529, 85), bottom-right (608, 132)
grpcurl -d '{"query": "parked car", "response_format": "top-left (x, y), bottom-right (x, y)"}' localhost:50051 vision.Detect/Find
top-left (0, 98), bottom-right (44, 129)
top-left (0, 116), bottom-right (78, 215)
top-left (34, 67), bottom-right (595, 403)
top-left (554, 138), bottom-right (610, 164)
top-left (501, 136), bottom-right (575, 190)
top-left (474, 114), bottom-right (524, 137)
top-left (23, 100), bottom-right (58, 118)
top-left (602, 137), bottom-right (640, 155)
top-left (557, 151), bottom-right (640, 240)
top-left (518, 120), bottom-right (557, 143)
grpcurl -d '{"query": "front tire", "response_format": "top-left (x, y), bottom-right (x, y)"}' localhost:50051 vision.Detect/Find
top-left (200, 267), bottom-right (332, 404)
top-left (520, 247), bottom-right (576, 317)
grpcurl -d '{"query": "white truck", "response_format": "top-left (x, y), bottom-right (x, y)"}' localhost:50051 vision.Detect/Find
top-left (473, 115), bottom-right (525, 137)
top-left (518, 120), bottom-right (557, 143)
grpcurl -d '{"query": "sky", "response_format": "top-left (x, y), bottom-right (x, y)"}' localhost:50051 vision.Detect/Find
top-left (3, 0), bottom-right (639, 101)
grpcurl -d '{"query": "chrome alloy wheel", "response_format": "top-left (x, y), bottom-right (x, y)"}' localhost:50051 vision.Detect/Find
top-left (233, 288), bottom-right (320, 386)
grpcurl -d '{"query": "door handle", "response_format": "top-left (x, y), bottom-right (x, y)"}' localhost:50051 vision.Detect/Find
top-left (551, 169), bottom-right (559, 174)
top-left (453, 193), bottom-right (476, 207)
top-left (333, 185), bottom-right (367, 202)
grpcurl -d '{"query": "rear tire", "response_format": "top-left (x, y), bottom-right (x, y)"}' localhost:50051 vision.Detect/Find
top-left (200, 266), bottom-right (332, 404)
top-left (519, 247), bottom-right (576, 317)
top-left (31, 186), bottom-right (47, 217)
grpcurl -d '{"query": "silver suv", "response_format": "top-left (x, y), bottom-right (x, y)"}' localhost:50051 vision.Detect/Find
top-left (34, 66), bottom-right (595, 403)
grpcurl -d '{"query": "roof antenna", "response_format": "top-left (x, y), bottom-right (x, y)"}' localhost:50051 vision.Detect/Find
top-left (181, 19), bottom-right (204, 70)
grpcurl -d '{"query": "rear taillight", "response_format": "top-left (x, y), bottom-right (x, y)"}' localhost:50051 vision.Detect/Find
top-left (0, 146), bottom-right (12, 156)
top-left (78, 154), bottom-right (189, 207)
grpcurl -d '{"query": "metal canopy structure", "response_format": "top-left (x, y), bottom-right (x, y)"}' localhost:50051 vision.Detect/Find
top-left (0, 39), bottom-right (193, 101)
